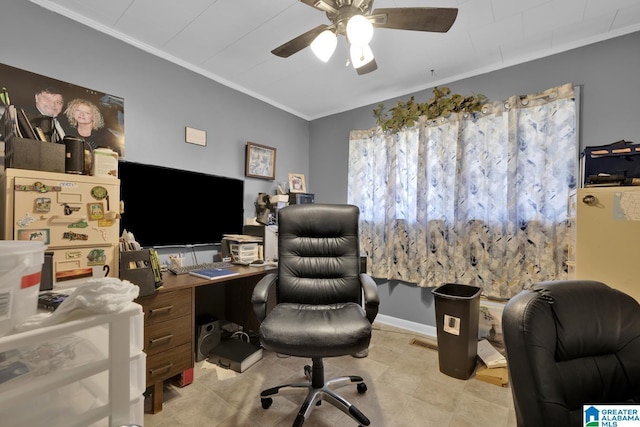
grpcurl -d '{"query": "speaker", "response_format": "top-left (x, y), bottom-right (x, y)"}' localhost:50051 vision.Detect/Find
top-left (196, 320), bottom-right (222, 362)
top-left (64, 136), bottom-right (85, 174)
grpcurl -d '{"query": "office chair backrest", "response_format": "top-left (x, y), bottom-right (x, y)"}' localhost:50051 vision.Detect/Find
top-left (276, 204), bottom-right (362, 306)
top-left (503, 280), bottom-right (640, 427)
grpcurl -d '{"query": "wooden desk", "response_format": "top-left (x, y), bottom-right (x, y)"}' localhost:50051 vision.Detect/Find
top-left (136, 265), bottom-right (275, 413)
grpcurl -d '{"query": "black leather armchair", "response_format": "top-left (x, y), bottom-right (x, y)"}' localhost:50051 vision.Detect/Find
top-left (252, 203), bottom-right (379, 427)
top-left (502, 280), bottom-right (640, 427)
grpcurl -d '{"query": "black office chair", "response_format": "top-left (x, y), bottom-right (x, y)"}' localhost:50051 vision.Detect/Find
top-left (502, 280), bottom-right (640, 427)
top-left (252, 203), bottom-right (379, 427)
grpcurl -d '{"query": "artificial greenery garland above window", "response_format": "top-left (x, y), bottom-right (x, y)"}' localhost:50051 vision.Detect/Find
top-left (373, 86), bottom-right (488, 133)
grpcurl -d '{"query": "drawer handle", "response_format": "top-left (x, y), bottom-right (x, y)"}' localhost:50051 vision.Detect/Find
top-left (149, 334), bottom-right (173, 344)
top-left (149, 362), bottom-right (173, 374)
top-left (149, 305), bottom-right (173, 315)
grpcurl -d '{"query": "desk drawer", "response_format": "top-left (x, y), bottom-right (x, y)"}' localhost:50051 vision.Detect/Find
top-left (144, 314), bottom-right (191, 356)
top-left (146, 342), bottom-right (192, 385)
top-left (139, 288), bottom-right (191, 326)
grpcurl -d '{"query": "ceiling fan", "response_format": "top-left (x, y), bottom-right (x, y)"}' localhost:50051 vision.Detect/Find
top-left (272, 0), bottom-right (458, 75)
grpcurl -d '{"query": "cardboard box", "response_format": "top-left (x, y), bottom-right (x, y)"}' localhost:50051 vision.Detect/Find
top-left (4, 136), bottom-right (64, 173)
top-left (475, 365), bottom-right (509, 387)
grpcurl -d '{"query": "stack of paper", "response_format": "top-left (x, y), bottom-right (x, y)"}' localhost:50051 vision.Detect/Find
top-left (222, 234), bottom-right (263, 243)
top-left (477, 339), bottom-right (507, 368)
top-left (475, 339), bottom-right (509, 387)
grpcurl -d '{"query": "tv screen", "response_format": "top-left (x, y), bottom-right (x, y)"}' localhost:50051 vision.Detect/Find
top-left (118, 161), bottom-right (244, 247)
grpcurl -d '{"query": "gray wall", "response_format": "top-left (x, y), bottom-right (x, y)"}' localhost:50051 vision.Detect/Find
top-left (0, 1), bottom-right (309, 224)
top-left (311, 31), bottom-right (640, 203)
top-left (2, 2), bottom-right (640, 331)
top-left (309, 31), bottom-right (640, 329)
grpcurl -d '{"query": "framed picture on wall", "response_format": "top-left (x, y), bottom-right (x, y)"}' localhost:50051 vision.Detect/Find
top-left (245, 142), bottom-right (276, 180)
top-left (288, 173), bottom-right (306, 193)
top-left (0, 63), bottom-right (126, 157)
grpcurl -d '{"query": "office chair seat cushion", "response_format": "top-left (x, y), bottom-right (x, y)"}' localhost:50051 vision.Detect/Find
top-left (260, 302), bottom-right (372, 358)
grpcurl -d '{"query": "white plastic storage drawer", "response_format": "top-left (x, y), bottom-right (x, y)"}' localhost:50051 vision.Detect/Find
top-left (3, 370), bottom-right (109, 427)
top-left (0, 302), bottom-right (144, 427)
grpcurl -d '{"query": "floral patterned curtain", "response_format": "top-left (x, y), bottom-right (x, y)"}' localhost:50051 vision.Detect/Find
top-left (348, 83), bottom-right (578, 299)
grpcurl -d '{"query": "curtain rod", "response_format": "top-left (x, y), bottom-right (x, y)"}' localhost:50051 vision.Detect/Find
top-left (521, 91), bottom-right (557, 101)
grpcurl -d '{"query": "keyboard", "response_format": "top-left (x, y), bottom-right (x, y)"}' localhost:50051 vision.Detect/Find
top-left (168, 261), bottom-right (234, 275)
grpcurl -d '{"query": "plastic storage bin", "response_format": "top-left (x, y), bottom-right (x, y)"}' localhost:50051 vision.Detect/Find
top-left (0, 302), bottom-right (144, 427)
top-left (230, 243), bottom-right (259, 264)
top-left (0, 240), bottom-right (46, 337)
top-left (432, 283), bottom-right (481, 379)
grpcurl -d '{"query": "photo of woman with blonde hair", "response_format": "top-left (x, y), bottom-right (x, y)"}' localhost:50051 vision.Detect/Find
top-left (0, 63), bottom-right (125, 157)
top-left (64, 98), bottom-right (119, 154)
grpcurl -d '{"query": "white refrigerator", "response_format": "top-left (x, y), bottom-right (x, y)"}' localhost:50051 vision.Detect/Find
top-left (1, 168), bottom-right (120, 289)
top-left (573, 186), bottom-right (640, 302)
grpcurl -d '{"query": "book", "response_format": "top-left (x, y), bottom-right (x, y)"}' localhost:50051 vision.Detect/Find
top-left (208, 339), bottom-right (263, 373)
top-left (2, 105), bottom-right (19, 138)
top-left (16, 108), bottom-right (38, 140)
top-left (188, 267), bottom-right (239, 280)
top-left (34, 126), bottom-right (48, 142)
top-left (148, 248), bottom-right (164, 287)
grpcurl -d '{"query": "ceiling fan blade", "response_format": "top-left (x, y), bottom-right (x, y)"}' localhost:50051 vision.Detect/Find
top-left (299, 0), bottom-right (338, 13)
top-left (271, 24), bottom-right (330, 58)
top-left (371, 7), bottom-right (458, 32)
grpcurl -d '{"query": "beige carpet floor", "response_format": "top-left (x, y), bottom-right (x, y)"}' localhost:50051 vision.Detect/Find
top-left (144, 323), bottom-right (516, 426)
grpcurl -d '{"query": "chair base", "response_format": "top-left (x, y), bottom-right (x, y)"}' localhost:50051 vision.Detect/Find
top-left (259, 358), bottom-right (370, 427)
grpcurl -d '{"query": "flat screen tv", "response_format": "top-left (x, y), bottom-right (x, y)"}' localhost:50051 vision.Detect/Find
top-left (118, 161), bottom-right (244, 247)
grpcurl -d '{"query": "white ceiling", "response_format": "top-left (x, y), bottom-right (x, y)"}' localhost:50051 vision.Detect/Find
top-left (30, 0), bottom-right (640, 120)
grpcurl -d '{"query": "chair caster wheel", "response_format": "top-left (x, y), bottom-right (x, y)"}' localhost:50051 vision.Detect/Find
top-left (261, 397), bottom-right (273, 409)
top-left (357, 383), bottom-right (367, 394)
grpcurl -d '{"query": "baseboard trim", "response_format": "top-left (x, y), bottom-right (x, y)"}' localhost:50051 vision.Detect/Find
top-left (375, 314), bottom-right (437, 340)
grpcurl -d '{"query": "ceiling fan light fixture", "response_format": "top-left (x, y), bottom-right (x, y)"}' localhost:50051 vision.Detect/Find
top-left (346, 14), bottom-right (373, 47)
top-left (349, 43), bottom-right (375, 69)
top-left (273, 4), bottom-right (459, 75)
top-left (310, 29), bottom-right (338, 62)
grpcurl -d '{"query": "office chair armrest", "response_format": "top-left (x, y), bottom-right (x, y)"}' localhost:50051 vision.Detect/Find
top-left (251, 272), bottom-right (278, 322)
top-left (360, 273), bottom-right (379, 323)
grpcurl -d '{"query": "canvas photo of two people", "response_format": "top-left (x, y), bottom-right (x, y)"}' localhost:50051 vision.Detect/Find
top-left (0, 63), bottom-right (125, 158)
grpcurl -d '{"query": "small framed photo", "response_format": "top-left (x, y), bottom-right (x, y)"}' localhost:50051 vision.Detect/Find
top-left (288, 173), bottom-right (306, 193)
top-left (87, 202), bottom-right (105, 220)
top-left (245, 142), bottom-right (276, 180)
